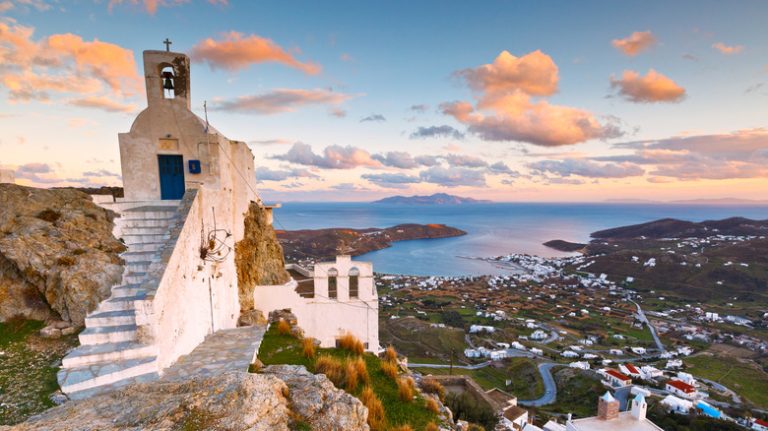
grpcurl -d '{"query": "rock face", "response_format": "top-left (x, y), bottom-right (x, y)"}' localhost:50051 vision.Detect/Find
top-left (3, 369), bottom-right (369, 431)
top-left (0, 184), bottom-right (125, 326)
top-left (235, 202), bottom-right (290, 312)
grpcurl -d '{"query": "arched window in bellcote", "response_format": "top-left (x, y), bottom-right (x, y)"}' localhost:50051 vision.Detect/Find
top-left (327, 268), bottom-right (338, 299)
top-left (161, 66), bottom-right (176, 99)
top-left (349, 267), bottom-right (360, 299)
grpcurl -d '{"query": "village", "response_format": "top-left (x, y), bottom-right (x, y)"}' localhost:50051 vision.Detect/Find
top-left (372, 242), bottom-right (768, 430)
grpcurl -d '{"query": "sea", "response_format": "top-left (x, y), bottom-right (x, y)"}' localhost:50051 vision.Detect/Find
top-left (271, 202), bottom-right (768, 276)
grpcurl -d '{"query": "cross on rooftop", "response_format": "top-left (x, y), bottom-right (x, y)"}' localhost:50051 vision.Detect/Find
top-left (163, 38), bottom-right (172, 51)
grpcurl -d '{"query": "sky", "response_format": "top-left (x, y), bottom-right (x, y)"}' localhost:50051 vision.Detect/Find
top-left (1, 0), bottom-right (767, 202)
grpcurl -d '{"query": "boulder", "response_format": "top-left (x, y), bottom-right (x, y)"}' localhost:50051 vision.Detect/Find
top-left (262, 365), bottom-right (369, 431)
top-left (39, 325), bottom-right (61, 339)
top-left (0, 184), bottom-right (125, 326)
top-left (237, 309), bottom-right (267, 327)
top-left (3, 369), bottom-right (370, 431)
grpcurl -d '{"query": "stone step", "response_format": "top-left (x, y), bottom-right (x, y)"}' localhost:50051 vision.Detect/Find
top-left (119, 217), bottom-right (177, 229)
top-left (125, 260), bottom-right (153, 273)
top-left (99, 293), bottom-right (146, 312)
top-left (123, 272), bottom-right (148, 285)
top-left (57, 356), bottom-right (158, 397)
top-left (79, 324), bottom-right (137, 345)
top-left (67, 371), bottom-right (159, 401)
top-left (85, 309), bottom-right (136, 328)
top-left (61, 341), bottom-right (157, 368)
top-left (123, 206), bottom-right (178, 220)
top-left (111, 284), bottom-right (143, 297)
top-left (126, 242), bottom-right (166, 253)
top-left (121, 251), bottom-right (157, 263)
top-left (121, 233), bottom-right (170, 245)
top-left (121, 226), bottom-right (171, 236)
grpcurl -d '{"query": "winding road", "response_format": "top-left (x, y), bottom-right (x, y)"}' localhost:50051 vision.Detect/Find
top-left (518, 363), bottom-right (559, 407)
top-left (630, 299), bottom-right (666, 352)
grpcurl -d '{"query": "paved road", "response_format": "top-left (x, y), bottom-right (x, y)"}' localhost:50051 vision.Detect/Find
top-left (519, 363), bottom-right (559, 407)
top-left (630, 300), bottom-right (666, 352)
top-left (409, 360), bottom-right (492, 370)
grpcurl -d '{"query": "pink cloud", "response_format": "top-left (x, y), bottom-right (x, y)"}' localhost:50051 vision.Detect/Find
top-left (108, 0), bottom-right (187, 15)
top-left (712, 42), bottom-right (744, 55)
top-left (191, 31), bottom-right (321, 75)
top-left (0, 20), bottom-right (141, 108)
top-left (212, 88), bottom-right (353, 114)
top-left (611, 31), bottom-right (656, 56)
top-left (610, 69), bottom-right (686, 103)
top-left (444, 50), bottom-right (620, 146)
top-left (68, 96), bottom-right (137, 113)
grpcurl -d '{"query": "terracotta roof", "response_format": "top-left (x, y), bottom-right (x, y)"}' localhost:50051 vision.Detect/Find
top-left (755, 418), bottom-right (768, 427)
top-left (667, 379), bottom-right (695, 393)
top-left (625, 363), bottom-right (640, 374)
top-left (605, 369), bottom-right (631, 381)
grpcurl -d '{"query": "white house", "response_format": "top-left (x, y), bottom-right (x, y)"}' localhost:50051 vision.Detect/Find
top-left (666, 379), bottom-right (698, 399)
top-left (661, 395), bottom-right (693, 414)
top-left (631, 347), bottom-right (647, 355)
top-left (751, 419), bottom-right (768, 431)
top-left (530, 329), bottom-right (548, 340)
top-left (602, 369), bottom-right (632, 388)
top-left (561, 351), bottom-right (579, 358)
top-left (569, 361), bottom-right (590, 370)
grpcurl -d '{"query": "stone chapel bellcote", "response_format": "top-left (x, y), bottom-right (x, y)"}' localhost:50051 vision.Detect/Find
top-left (143, 49), bottom-right (191, 110)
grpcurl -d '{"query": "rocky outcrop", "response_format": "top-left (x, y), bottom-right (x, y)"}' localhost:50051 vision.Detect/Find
top-left (3, 369), bottom-right (369, 431)
top-left (262, 365), bottom-right (369, 431)
top-left (235, 202), bottom-right (290, 312)
top-left (0, 184), bottom-right (125, 326)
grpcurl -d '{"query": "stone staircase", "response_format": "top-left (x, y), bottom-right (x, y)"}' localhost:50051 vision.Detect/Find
top-left (57, 202), bottom-right (181, 400)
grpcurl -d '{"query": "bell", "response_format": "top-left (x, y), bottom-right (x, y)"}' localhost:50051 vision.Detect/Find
top-left (162, 71), bottom-right (175, 90)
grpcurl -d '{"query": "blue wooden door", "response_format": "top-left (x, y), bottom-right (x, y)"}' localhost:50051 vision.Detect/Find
top-left (158, 155), bottom-right (185, 200)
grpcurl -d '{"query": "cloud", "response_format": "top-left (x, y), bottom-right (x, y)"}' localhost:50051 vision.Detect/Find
top-left (0, 20), bottom-right (141, 104)
top-left (107, 0), bottom-right (222, 14)
top-left (605, 128), bottom-right (768, 180)
top-left (249, 138), bottom-right (293, 145)
top-left (13, 163), bottom-right (93, 186)
top-left (272, 142), bottom-right (382, 169)
top-left (488, 161), bottom-right (516, 175)
top-left (362, 173), bottom-right (421, 189)
top-left (371, 151), bottom-right (418, 169)
top-left (331, 183), bottom-right (369, 191)
top-left (455, 50), bottom-right (558, 96)
top-left (191, 31), bottom-right (320, 74)
top-left (0, 1), bottom-right (13, 13)
top-left (445, 154), bottom-right (488, 168)
top-left (529, 159), bottom-right (644, 178)
top-left (419, 166), bottom-right (486, 188)
top-left (712, 42), bottom-right (744, 55)
top-left (444, 50), bottom-right (621, 146)
top-left (82, 169), bottom-right (121, 178)
top-left (329, 107), bottom-right (347, 118)
top-left (410, 104), bottom-right (429, 113)
top-left (255, 166), bottom-right (318, 182)
top-left (69, 96), bottom-right (136, 113)
top-left (360, 114), bottom-right (386, 122)
top-left (611, 31), bottom-right (656, 56)
top-left (610, 69), bottom-right (686, 103)
top-left (414, 155), bottom-right (440, 166)
top-left (409, 125), bottom-right (465, 140)
top-left (212, 88), bottom-right (353, 114)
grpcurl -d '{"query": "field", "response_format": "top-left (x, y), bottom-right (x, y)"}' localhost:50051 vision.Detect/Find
top-left (685, 353), bottom-right (768, 409)
top-left (0, 319), bottom-right (78, 425)
top-left (258, 325), bottom-right (439, 431)
top-left (413, 357), bottom-right (544, 400)
top-left (539, 367), bottom-right (603, 419)
top-left (379, 317), bottom-right (467, 363)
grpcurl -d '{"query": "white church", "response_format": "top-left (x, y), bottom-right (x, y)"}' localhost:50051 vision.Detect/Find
top-left (56, 46), bottom-right (379, 399)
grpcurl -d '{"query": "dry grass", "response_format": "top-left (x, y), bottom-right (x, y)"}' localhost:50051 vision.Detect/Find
top-left (361, 386), bottom-right (386, 431)
top-left (315, 355), bottom-right (343, 387)
top-left (425, 422), bottom-right (439, 431)
top-left (350, 356), bottom-right (370, 385)
top-left (344, 360), bottom-right (359, 392)
top-left (277, 319), bottom-right (291, 336)
top-left (380, 360), bottom-right (399, 380)
top-left (425, 397), bottom-right (440, 414)
top-left (338, 333), bottom-right (365, 355)
top-left (397, 377), bottom-right (416, 402)
top-left (301, 337), bottom-right (316, 359)
top-left (420, 378), bottom-right (446, 402)
top-left (391, 425), bottom-right (414, 431)
top-left (384, 345), bottom-right (398, 362)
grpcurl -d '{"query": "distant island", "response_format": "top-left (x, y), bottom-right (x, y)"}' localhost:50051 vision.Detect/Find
top-left (372, 193), bottom-right (491, 205)
top-left (277, 223), bottom-right (467, 261)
